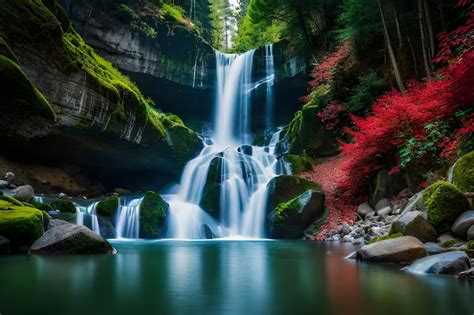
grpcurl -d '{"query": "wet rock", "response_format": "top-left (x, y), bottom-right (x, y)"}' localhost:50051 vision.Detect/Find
top-left (0, 235), bottom-right (10, 255)
top-left (202, 224), bottom-right (216, 239)
top-left (47, 219), bottom-right (70, 231)
top-left (0, 180), bottom-right (8, 189)
top-left (50, 196), bottom-right (76, 213)
top-left (96, 196), bottom-right (119, 216)
top-left (375, 199), bottom-right (390, 211)
top-left (458, 268), bottom-right (474, 281)
top-left (356, 236), bottom-right (427, 264)
top-left (97, 216), bottom-right (116, 239)
top-left (5, 172), bottom-right (15, 183)
top-left (424, 242), bottom-right (450, 255)
top-left (29, 224), bottom-right (113, 255)
top-left (139, 192), bottom-right (169, 239)
top-left (452, 211), bottom-right (474, 240)
top-left (468, 225), bottom-right (474, 241)
top-left (391, 211), bottom-right (437, 243)
top-left (405, 251), bottom-right (471, 276)
top-left (340, 222), bottom-right (351, 236)
top-left (438, 233), bottom-right (455, 244)
top-left (114, 188), bottom-right (132, 196)
top-left (13, 185), bottom-right (34, 202)
top-left (237, 145), bottom-right (253, 156)
top-left (357, 203), bottom-right (373, 219)
top-left (377, 206), bottom-right (392, 217)
top-left (365, 211), bottom-right (376, 221)
top-left (369, 169), bottom-right (407, 206)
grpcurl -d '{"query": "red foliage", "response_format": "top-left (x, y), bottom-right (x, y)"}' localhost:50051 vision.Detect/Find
top-left (317, 102), bottom-right (346, 130)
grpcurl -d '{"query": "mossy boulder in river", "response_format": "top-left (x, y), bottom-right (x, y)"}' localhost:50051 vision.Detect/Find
top-left (96, 196), bottom-right (119, 216)
top-left (453, 151), bottom-right (474, 192)
top-left (50, 196), bottom-right (76, 213)
top-left (266, 175), bottom-right (321, 211)
top-left (423, 181), bottom-right (470, 233)
top-left (139, 192), bottom-right (169, 239)
top-left (0, 197), bottom-right (44, 252)
top-left (200, 155), bottom-right (224, 220)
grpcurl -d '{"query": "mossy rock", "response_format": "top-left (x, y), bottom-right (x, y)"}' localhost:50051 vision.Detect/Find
top-left (453, 151), bottom-right (474, 192)
top-left (0, 200), bottom-right (44, 252)
top-left (0, 55), bottom-right (56, 121)
top-left (28, 199), bottom-right (54, 212)
top-left (50, 196), bottom-right (76, 213)
top-left (266, 175), bottom-right (321, 211)
top-left (284, 154), bottom-right (314, 174)
top-left (468, 240), bottom-right (474, 250)
top-left (199, 155), bottom-right (224, 219)
top-left (370, 232), bottom-right (403, 244)
top-left (283, 104), bottom-right (338, 157)
top-left (423, 181), bottom-right (470, 233)
top-left (139, 192), bottom-right (169, 239)
top-left (268, 189), bottom-right (325, 239)
top-left (0, 36), bottom-right (18, 62)
top-left (0, 195), bottom-right (24, 207)
top-left (96, 196), bottom-right (119, 216)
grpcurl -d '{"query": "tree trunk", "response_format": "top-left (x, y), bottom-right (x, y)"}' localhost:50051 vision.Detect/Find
top-left (407, 35), bottom-right (419, 80)
top-left (418, 0), bottom-right (432, 82)
top-left (423, 0), bottom-right (436, 57)
top-left (436, 0), bottom-right (447, 32)
top-left (378, 0), bottom-right (406, 93)
top-left (393, 10), bottom-right (403, 49)
top-left (296, 8), bottom-right (316, 60)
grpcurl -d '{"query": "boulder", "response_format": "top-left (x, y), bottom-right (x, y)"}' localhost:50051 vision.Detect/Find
top-left (29, 224), bottom-right (113, 255)
top-left (423, 181), bottom-right (470, 232)
top-left (375, 198), bottom-right (390, 211)
top-left (390, 211), bottom-right (437, 243)
top-left (50, 196), bottom-right (76, 213)
top-left (452, 151), bottom-right (474, 192)
top-left (0, 201), bottom-right (44, 252)
top-left (97, 215), bottom-right (117, 239)
top-left (424, 242), bottom-right (449, 255)
top-left (468, 225), bottom-right (474, 241)
top-left (47, 219), bottom-right (70, 230)
top-left (0, 235), bottom-right (10, 255)
top-left (96, 196), bottom-right (119, 216)
top-left (356, 236), bottom-right (427, 264)
top-left (202, 224), bottom-right (216, 239)
top-left (369, 169), bottom-right (406, 207)
top-left (268, 189), bottom-right (325, 239)
top-left (0, 180), bottom-right (8, 189)
top-left (200, 155), bottom-right (224, 219)
top-left (357, 203), bottom-right (373, 219)
top-left (13, 185), bottom-right (34, 201)
top-left (237, 145), bottom-right (253, 156)
top-left (5, 172), bottom-right (15, 183)
top-left (451, 211), bottom-right (474, 240)
top-left (377, 206), bottom-right (392, 217)
top-left (438, 232), bottom-right (455, 244)
top-left (139, 191), bottom-right (169, 239)
top-left (458, 268), bottom-right (474, 281)
top-left (266, 175), bottom-right (321, 211)
top-left (405, 251), bottom-right (471, 275)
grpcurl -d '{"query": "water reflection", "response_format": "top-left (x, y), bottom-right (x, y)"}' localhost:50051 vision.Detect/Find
top-left (0, 241), bottom-right (472, 315)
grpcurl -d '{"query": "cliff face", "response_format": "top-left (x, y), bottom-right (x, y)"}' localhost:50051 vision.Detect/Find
top-left (0, 0), bottom-right (202, 194)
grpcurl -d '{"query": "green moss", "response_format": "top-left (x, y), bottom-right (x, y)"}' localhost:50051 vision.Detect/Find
top-left (468, 240), bottom-right (474, 250)
top-left (96, 196), bottom-right (119, 216)
top-left (0, 206), bottom-right (44, 251)
top-left (285, 154), bottom-right (314, 174)
top-left (50, 196), bottom-right (76, 213)
top-left (0, 195), bottom-right (24, 207)
top-left (423, 181), bottom-right (470, 232)
top-left (273, 191), bottom-right (315, 226)
top-left (441, 239), bottom-right (464, 248)
top-left (453, 151), bottom-right (474, 192)
top-left (28, 199), bottom-right (54, 212)
top-left (0, 55), bottom-right (56, 121)
top-left (139, 191), bottom-right (168, 239)
top-left (370, 232), bottom-right (403, 244)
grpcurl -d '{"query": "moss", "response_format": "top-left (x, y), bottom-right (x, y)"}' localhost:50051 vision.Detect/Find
top-left (96, 196), bottom-right (119, 216)
top-left (468, 240), bottom-right (474, 250)
top-left (441, 239), bottom-right (464, 248)
top-left (285, 154), bottom-right (314, 174)
top-left (0, 195), bottom-right (24, 207)
top-left (453, 151), bottom-right (474, 192)
top-left (28, 199), bottom-right (54, 212)
top-left (0, 55), bottom-right (56, 121)
top-left (267, 175), bottom-right (321, 211)
top-left (0, 206), bottom-right (44, 251)
top-left (370, 232), bottom-right (403, 244)
top-left (423, 181), bottom-right (470, 233)
top-left (273, 191), bottom-right (314, 226)
top-left (139, 191), bottom-right (168, 239)
top-left (50, 196), bottom-right (76, 213)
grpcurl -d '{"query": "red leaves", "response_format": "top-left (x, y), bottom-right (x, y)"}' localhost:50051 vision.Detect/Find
top-left (317, 102), bottom-right (346, 130)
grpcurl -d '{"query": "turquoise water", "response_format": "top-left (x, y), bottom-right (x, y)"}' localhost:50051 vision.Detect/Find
top-left (0, 241), bottom-right (473, 315)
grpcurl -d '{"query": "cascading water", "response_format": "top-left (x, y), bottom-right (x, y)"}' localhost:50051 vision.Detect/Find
top-left (75, 202), bottom-right (101, 235)
top-left (165, 48), bottom-right (289, 239)
top-left (116, 197), bottom-right (143, 239)
top-left (264, 44), bottom-right (275, 130)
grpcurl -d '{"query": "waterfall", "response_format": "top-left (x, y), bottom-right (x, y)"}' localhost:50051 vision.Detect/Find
top-left (165, 48), bottom-right (289, 239)
top-left (116, 197), bottom-right (143, 239)
top-left (75, 202), bottom-right (101, 235)
top-left (265, 44), bottom-right (275, 130)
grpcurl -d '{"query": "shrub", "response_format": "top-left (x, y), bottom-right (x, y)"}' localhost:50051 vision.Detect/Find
top-left (453, 151), bottom-right (474, 192)
top-left (346, 73), bottom-right (387, 113)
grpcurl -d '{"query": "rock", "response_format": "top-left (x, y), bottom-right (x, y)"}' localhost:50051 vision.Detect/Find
top-left (357, 203), bottom-right (373, 218)
top-left (365, 211), bottom-right (376, 221)
top-left (458, 267), bottom-right (474, 281)
top-left (356, 236), bottom-right (427, 264)
top-left (377, 206), bottom-right (392, 217)
top-left (375, 199), bottom-right (390, 211)
top-left (405, 251), bottom-right (471, 275)
top-left (438, 232), bottom-right (455, 244)
top-left (340, 222), bottom-right (351, 235)
top-left (58, 193), bottom-right (67, 198)
top-left (114, 188), bottom-right (132, 196)
top-left (390, 211), bottom-right (437, 243)
top-left (345, 251), bottom-right (357, 259)
top-left (452, 151), bottom-right (474, 192)
top-left (268, 189), bottom-right (325, 239)
top-left (424, 242), bottom-right (450, 255)
top-left (237, 145), bottom-right (253, 156)
top-left (96, 196), bottom-right (119, 216)
top-left (0, 235), bottom-right (10, 255)
top-left (0, 180), bottom-right (8, 189)
top-left (352, 238), bottom-right (364, 245)
top-left (47, 219), bottom-right (70, 231)
top-left (50, 196), bottom-right (76, 213)
top-left (5, 172), bottom-right (15, 183)
top-left (48, 210), bottom-right (60, 216)
top-left (342, 235), bottom-right (352, 243)
top-left (0, 199), bottom-right (44, 252)
top-left (369, 169), bottom-right (406, 207)
top-left (423, 181), bottom-right (470, 232)
top-left (468, 226), bottom-right (474, 241)
top-left (97, 216), bottom-right (117, 239)
top-left (13, 185), bottom-right (34, 202)
top-left (202, 224), bottom-right (216, 239)
top-left (139, 192), bottom-right (169, 239)
top-left (452, 211), bottom-right (474, 240)
top-left (29, 224), bottom-right (113, 255)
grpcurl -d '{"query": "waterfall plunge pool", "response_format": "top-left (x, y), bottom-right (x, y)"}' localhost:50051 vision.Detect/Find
top-left (0, 241), bottom-right (473, 315)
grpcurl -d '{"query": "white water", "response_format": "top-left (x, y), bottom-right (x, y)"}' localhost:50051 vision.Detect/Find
top-left (116, 197), bottom-right (143, 239)
top-left (75, 203), bottom-right (101, 235)
top-left (265, 44), bottom-right (275, 130)
top-left (165, 49), bottom-right (289, 239)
